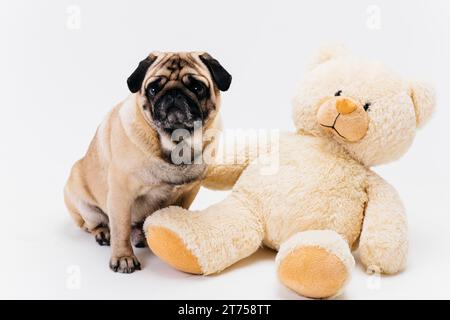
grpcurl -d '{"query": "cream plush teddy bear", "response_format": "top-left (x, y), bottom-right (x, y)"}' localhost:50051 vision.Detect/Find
top-left (144, 46), bottom-right (435, 299)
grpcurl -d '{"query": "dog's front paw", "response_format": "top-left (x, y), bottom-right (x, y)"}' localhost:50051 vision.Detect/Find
top-left (109, 255), bottom-right (141, 273)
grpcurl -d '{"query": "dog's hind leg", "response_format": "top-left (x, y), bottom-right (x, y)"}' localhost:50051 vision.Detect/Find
top-left (65, 187), bottom-right (110, 245)
top-left (64, 161), bottom-right (110, 245)
top-left (64, 187), bottom-right (86, 229)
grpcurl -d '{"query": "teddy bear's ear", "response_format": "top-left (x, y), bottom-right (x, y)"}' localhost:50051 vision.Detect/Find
top-left (308, 44), bottom-right (350, 70)
top-left (409, 81), bottom-right (436, 128)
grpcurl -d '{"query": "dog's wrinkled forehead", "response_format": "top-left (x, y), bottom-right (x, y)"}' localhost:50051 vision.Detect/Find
top-left (159, 54), bottom-right (192, 78)
top-left (145, 53), bottom-right (209, 86)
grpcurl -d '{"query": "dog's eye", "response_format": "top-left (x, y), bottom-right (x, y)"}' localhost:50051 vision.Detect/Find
top-left (190, 80), bottom-right (207, 97)
top-left (335, 90), bottom-right (342, 97)
top-left (363, 103), bottom-right (371, 112)
top-left (146, 80), bottom-right (161, 98)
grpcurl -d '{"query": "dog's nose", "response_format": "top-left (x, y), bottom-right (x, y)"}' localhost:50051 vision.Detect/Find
top-left (163, 95), bottom-right (175, 107)
top-left (174, 93), bottom-right (189, 108)
top-left (336, 98), bottom-right (357, 115)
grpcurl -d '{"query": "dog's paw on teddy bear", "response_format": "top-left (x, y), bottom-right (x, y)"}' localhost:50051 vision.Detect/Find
top-left (144, 45), bottom-right (435, 299)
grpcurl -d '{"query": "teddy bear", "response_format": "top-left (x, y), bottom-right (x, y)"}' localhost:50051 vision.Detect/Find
top-left (143, 45), bottom-right (435, 299)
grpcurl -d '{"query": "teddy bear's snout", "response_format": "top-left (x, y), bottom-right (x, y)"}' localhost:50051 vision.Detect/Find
top-left (336, 99), bottom-right (357, 114)
top-left (317, 97), bottom-right (369, 142)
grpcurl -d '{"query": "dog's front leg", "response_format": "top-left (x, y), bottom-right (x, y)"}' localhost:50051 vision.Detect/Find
top-left (107, 169), bottom-right (141, 273)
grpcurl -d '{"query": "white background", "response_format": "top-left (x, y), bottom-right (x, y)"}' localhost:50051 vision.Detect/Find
top-left (1, 0), bottom-right (449, 299)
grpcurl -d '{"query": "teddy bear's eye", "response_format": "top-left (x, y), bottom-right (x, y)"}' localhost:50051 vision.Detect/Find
top-left (335, 90), bottom-right (342, 97)
top-left (363, 103), bottom-right (371, 112)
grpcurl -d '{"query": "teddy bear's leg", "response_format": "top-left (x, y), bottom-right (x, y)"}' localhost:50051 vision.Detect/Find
top-left (276, 230), bottom-right (355, 299)
top-left (358, 171), bottom-right (408, 274)
top-left (144, 193), bottom-right (264, 275)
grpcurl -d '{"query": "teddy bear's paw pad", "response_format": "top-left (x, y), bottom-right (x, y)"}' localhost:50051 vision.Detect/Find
top-left (277, 246), bottom-right (348, 299)
top-left (147, 226), bottom-right (203, 274)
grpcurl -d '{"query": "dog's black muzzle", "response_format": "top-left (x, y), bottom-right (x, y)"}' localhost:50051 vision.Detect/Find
top-left (153, 89), bottom-right (202, 133)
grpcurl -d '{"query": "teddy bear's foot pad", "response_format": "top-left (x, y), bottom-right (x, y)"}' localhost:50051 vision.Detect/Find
top-left (277, 246), bottom-right (348, 299)
top-left (147, 226), bottom-right (203, 274)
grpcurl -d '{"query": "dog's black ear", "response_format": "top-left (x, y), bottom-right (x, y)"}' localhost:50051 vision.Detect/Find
top-left (127, 54), bottom-right (157, 93)
top-left (200, 53), bottom-right (232, 91)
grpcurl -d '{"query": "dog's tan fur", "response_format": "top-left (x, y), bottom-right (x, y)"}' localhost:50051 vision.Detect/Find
top-left (64, 52), bottom-right (226, 273)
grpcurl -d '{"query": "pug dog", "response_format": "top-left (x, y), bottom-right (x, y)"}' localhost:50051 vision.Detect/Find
top-left (64, 52), bottom-right (232, 273)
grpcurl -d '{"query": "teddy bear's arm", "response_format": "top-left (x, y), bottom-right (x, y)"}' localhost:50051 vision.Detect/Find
top-left (202, 162), bottom-right (250, 190)
top-left (358, 170), bottom-right (408, 274)
top-left (202, 130), bottom-right (279, 190)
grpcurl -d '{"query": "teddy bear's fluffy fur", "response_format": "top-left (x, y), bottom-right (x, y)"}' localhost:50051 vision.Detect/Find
top-left (144, 45), bottom-right (435, 298)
